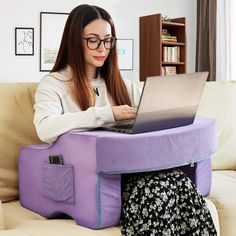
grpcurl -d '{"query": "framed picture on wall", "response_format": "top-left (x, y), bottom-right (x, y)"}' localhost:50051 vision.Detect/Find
top-left (117, 39), bottom-right (133, 70)
top-left (15, 27), bottom-right (34, 56)
top-left (40, 12), bottom-right (69, 72)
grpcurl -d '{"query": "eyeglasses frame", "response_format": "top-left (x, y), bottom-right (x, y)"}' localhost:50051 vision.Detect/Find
top-left (82, 36), bottom-right (117, 50)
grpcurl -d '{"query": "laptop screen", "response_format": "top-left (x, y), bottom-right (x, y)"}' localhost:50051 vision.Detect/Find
top-left (132, 72), bottom-right (208, 133)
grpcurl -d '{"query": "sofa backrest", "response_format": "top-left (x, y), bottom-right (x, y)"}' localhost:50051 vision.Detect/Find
top-left (0, 83), bottom-right (43, 202)
top-left (197, 81), bottom-right (236, 170)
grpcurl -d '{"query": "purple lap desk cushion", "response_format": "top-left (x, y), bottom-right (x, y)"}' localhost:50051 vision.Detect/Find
top-left (18, 116), bottom-right (216, 229)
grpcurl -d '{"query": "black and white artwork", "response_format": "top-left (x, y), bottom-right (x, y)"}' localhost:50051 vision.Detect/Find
top-left (15, 27), bottom-right (34, 55)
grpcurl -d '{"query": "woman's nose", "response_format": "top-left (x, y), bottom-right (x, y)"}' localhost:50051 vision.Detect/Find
top-left (97, 42), bottom-right (106, 51)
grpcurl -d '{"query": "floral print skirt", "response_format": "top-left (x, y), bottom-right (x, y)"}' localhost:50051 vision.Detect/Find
top-left (120, 169), bottom-right (217, 236)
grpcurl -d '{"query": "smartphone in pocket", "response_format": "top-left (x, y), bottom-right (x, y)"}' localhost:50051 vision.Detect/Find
top-left (49, 154), bottom-right (64, 165)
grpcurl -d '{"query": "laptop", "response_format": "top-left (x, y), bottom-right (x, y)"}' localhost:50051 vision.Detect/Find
top-left (102, 72), bottom-right (208, 134)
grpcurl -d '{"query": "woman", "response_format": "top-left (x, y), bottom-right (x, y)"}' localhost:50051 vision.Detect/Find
top-left (34, 4), bottom-right (217, 235)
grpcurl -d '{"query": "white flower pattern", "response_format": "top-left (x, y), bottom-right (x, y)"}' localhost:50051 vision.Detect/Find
top-left (121, 169), bottom-right (217, 236)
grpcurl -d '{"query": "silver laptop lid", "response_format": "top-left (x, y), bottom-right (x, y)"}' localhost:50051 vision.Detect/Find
top-left (132, 72), bottom-right (208, 133)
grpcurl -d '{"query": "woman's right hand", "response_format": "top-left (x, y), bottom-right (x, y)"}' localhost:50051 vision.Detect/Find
top-left (112, 105), bottom-right (137, 121)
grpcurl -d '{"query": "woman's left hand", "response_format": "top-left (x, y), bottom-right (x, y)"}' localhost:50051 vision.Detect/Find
top-left (111, 105), bottom-right (137, 121)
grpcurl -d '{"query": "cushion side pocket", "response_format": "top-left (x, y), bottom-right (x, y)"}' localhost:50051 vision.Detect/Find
top-left (42, 162), bottom-right (74, 204)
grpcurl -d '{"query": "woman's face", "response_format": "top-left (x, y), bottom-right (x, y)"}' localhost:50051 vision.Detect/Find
top-left (82, 19), bottom-right (112, 73)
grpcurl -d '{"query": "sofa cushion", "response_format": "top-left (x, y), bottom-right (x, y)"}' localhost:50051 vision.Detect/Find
top-left (208, 171), bottom-right (236, 236)
top-left (0, 83), bottom-right (43, 202)
top-left (0, 200), bottom-right (5, 229)
top-left (197, 81), bottom-right (236, 170)
top-left (0, 230), bottom-right (29, 236)
top-left (2, 199), bottom-right (219, 236)
top-left (2, 201), bottom-right (121, 236)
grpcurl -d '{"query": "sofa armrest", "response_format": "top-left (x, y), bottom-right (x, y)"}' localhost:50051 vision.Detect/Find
top-left (0, 200), bottom-right (5, 229)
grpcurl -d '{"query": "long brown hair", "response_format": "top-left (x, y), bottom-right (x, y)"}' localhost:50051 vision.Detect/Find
top-left (51, 4), bottom-right (131, 110)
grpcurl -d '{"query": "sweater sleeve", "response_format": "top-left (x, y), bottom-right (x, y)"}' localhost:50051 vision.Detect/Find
top-left (33, 78), bottom-right (115, 143)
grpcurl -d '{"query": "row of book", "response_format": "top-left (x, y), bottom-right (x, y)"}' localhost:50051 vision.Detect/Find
top-left (161, 66), bottom-right (177, 76)
top-left (161, 28), bottom-right (177, 42)
top-left (162, 46), bottom-right (180, 63)
top-left (161, 35), bottom-right (177, 42)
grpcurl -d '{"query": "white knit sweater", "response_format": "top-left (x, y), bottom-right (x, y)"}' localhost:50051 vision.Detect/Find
top-left (33, 69), bottom-right (141, 143)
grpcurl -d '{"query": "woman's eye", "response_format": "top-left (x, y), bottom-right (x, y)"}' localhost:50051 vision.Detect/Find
top-left (89, 38), bottom-right (99, 43)
top-left (105, 38), bottom-right (112, 43)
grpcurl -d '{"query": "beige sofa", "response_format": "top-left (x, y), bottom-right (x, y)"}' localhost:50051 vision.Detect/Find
top-left (0, 80), bottom-right (236, 236)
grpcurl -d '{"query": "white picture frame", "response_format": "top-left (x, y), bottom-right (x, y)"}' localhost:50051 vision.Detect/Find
top-left (117, 39), bottom-right (133, 70)
top-left (40, 12), bottom-right (69, 71)
top-left (15, 27), bottom-right (34, 56)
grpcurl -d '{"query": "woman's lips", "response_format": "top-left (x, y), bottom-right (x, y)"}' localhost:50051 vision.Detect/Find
top-left (93, 56), bottom-right (106, 61)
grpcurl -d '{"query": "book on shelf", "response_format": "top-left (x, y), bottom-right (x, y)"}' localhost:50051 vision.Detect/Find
top-left (161, 66), bottom-right (177, 76)
top-left (164, 66), bottom-right (177, 76)
top-left (161, 28), bottom-right (178, 42)
top-left (161, 35), bottom-right (177, 42)
top-left (162, 46), bottom-right (180, 62)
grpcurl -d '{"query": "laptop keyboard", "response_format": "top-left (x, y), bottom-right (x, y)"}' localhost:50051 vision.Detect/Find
top-left (114, 124), bottom-right (133, 129)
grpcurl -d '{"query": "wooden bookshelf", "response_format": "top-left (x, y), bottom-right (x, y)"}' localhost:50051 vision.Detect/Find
top-left (140, 13), bottom-right (186, 81)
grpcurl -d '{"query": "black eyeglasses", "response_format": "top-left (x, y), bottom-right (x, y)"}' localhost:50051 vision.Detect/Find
top-left (82, 36), bottom-right (117, 50)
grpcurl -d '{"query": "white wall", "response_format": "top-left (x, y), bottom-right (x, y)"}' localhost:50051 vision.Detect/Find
top-left (0, 0), bottom-right (196, 82)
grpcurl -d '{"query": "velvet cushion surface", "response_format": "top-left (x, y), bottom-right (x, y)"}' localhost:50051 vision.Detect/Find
top-left (19, 117), bottom-right (215, 229)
